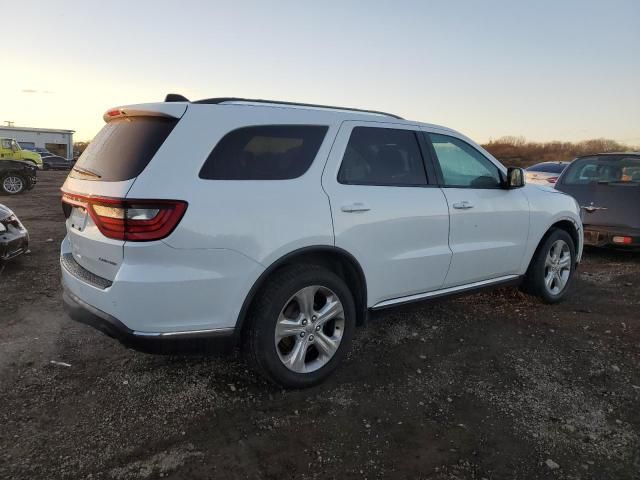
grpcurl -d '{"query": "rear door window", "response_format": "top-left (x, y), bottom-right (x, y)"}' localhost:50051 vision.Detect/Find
top-left (338, 127), bottom-right (428, 186)
top-left (71, 117), bottom-right (178, 181)
top-left (199, 125), bottom-right (328, 180)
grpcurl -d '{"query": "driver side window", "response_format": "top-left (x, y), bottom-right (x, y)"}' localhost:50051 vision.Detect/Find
top-left (429, 133), bottom-right (501, 188)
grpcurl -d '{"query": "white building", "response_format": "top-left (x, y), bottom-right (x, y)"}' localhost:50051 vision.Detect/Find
top-left (0, 126), bottom-right (74, 159)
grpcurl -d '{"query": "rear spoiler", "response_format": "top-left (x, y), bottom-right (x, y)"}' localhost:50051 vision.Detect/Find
top-left (103, 102), bottom-right (187, 123)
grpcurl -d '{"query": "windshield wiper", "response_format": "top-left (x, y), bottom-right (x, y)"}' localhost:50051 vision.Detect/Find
top-left (72, 166), bottom-right (102, 178)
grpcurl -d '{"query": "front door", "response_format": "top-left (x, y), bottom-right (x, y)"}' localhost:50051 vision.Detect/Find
top-left (425, 131), bottom-right (530, 287)
top-left (322, 122), bottom-right (452, 306)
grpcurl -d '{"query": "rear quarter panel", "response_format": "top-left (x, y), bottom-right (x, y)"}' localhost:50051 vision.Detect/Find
top-left (126, 104), bottom-right (341, 266)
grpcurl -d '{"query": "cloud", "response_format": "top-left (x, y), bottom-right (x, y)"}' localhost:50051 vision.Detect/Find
top-left (21, 89), bottom-right (55, 94)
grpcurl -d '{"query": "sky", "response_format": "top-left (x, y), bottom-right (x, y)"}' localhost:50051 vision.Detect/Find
top-left (3, 0), bottom-right (639, 144)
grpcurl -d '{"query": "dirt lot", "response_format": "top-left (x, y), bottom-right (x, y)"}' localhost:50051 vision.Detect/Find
top-left (1, 171), bottom-right (639, 480)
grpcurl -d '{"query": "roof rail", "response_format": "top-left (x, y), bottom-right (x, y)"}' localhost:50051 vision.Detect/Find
top-left (190, 97), bottom-right (404, 120)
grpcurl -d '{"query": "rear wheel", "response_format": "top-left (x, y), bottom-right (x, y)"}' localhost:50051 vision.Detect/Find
top-left (1, 174), bottom-right (26, 195)
top-left (521, 228), bottom-right (576, 303)
top-left (245, 264), bottom-right (355, 388)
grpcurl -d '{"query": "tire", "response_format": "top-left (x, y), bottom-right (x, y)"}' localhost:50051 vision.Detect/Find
top-left (1, 173), bottom-right (26, 195)
top-left (244, 264), bottom-right (356, 388)
top-left (521, 228), bottom-right (576, 304)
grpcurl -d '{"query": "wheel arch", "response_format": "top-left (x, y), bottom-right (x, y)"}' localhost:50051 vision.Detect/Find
top-left (550, 219), bottom-right (580, 253)
top-left (236, 246), bottom-right (368, 338)
top-left (527, 218), bottom-right (581, 271)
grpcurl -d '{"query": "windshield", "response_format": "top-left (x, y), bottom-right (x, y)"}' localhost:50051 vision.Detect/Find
top-left (71, 116), bottom-right (178, 181)
top-left (561, 156), bottom-right (640, 185)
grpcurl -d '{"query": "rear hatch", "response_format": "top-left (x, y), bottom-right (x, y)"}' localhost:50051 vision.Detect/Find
top-left (556, 155), bottom-right (640, 229)
top-left (61, 103), bottom-right (187, 281)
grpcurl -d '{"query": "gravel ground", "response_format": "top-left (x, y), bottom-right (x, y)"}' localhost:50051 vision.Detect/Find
top-left (1, 171), bottom-right (639, 480)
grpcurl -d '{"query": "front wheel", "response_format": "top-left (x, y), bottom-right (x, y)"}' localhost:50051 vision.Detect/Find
top-left (521, 228), bottom-right (576, 303)
top-left (1, 174), bottom-right (26, 195)
top-left (245, 264), bottom-right (356, 388)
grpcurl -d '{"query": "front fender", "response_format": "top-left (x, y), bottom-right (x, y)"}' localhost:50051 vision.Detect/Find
top-left (520, 187), bottom-right (583, 272)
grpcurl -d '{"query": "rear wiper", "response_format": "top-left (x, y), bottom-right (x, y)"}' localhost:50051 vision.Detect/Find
top-left (72, 166), bottom-right (102, 178)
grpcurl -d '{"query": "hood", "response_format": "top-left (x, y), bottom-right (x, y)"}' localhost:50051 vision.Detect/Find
top-left (530, 184), bottom-right (563, 194)
top-left (22, 150), bottom-right (42, 162)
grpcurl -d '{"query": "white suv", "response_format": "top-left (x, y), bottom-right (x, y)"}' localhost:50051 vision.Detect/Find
top-left (61, 96), bottom-right (583, 388)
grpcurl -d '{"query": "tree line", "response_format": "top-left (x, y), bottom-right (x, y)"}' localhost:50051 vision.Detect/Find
top-left (482, 137), bottom-right (637, 167)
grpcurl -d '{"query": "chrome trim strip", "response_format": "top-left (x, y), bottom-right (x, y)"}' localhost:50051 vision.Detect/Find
top-left (132, 328), bottom-right (235, 338)
top-left (371, 274), bottom-right (521, 309)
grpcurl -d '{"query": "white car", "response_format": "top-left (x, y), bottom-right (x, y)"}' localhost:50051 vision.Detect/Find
top-left (525, 161), bottom-right (570, 185)
top-left (61, 96), bottom-right (583, 388)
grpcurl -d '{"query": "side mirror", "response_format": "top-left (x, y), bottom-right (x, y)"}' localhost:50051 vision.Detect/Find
top-left (504, 167), bottom-right (525, 189)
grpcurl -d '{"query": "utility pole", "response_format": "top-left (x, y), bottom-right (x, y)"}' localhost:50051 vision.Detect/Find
top-left (4, 121), bottom-right (15, 127)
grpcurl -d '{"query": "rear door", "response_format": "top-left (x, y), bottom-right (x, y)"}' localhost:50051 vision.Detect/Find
top-left (62, 104), bottom-right (186, 280)
top-left (322, 121), bottom-right (452, 306)
top-left (424, 131), bottom-right (530, 287)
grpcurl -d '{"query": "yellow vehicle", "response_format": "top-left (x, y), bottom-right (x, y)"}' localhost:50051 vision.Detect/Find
top-left (0, 138), bottom-right (43, 169)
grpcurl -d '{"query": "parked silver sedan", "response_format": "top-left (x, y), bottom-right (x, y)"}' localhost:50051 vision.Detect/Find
top-left (525, 161), bottom-right (570, 185)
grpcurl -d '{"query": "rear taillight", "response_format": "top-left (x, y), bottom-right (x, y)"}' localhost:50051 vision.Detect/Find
top-left (546, 176), bottom-right (559, 184)
top-left (612, 236), bottom-right (633, 245)
top-left (62, 192), bottom-right (187, 241)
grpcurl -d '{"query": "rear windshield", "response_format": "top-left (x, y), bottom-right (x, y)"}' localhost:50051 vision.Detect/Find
top-left (71, 116), bottom-right (177, 181)
top-left (561, 156), bottom-right (640, 185)
top-left (528, 162), bottom-right (567, 173)
top-left (199, 125), bottom-right (328, 180)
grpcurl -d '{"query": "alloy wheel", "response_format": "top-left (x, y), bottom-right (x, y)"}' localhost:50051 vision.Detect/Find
top-left (3, 176), bottom-right (24, 194)
top-left (544, 239), bottom-right (571, 295)
top-left (275, 285), bottom-right (345, 373)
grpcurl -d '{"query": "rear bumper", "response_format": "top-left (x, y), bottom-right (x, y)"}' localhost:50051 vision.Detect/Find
top-left (583, 225), bottom-right (640, 248)
top-left (63, 289), bottom-right (236, 352)
top-left (60, 235), bottom-right (264, 336)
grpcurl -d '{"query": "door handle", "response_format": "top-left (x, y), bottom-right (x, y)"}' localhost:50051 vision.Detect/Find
top-left (452, 201), bottom-right (474, 210)
top-left (341, 202), bottom-right (370, 213)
